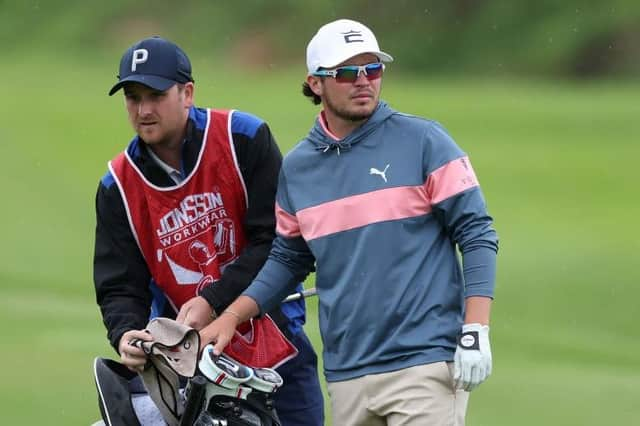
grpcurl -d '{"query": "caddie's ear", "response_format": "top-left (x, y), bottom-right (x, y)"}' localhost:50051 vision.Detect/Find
top-left (182, 81), bottom-right (195, 108)
top-left (306, 75), bottom-right (323, 97)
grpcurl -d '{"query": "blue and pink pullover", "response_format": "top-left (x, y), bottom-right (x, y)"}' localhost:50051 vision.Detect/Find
top-left (244, 101), bottom-right (498, 382)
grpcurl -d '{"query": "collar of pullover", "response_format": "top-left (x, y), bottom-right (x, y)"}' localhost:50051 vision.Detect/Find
top-left (310, 101), bottom-right (395, 155)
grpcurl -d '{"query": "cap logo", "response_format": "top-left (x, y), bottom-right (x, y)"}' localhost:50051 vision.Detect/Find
top-left (341, 30), bottom-right (364, 44)
top-left (131, 48), bottom-right (149, 72)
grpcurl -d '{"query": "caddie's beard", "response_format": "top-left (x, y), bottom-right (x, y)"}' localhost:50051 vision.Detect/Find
top-left (324, 95), bottom-right (376, 122)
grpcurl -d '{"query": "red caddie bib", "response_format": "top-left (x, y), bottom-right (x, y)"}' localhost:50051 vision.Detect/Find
top-left (109, 109), bottom-right (247, 310)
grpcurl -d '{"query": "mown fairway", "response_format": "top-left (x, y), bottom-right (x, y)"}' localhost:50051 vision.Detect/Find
top-left (0, 55), bottom-right (638, 425)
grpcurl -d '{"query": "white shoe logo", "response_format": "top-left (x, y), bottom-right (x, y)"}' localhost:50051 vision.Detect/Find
top-left (369, 164), bottom-right (390, 183)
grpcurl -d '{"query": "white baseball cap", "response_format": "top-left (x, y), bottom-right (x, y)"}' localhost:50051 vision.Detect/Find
top-left (306, 19), bottom-right (393, 75)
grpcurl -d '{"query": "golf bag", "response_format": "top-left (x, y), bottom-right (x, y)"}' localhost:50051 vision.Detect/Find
top-left (93, 351), bottom-right (282, 426)
top-left (94, 291), bottom-right (316, 425)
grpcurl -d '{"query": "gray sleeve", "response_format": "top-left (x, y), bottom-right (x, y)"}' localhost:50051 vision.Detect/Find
top-left (243, 235), bottom-right (316, 313)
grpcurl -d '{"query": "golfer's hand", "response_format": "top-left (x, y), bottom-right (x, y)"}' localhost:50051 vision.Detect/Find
top-left (454, 323), bottom-right (492, 391)
top-left (199, 312), bottom-right (239, 355)
top-left (118, 329), bottom-right (153, 373)
top-left (176, 296), bottom-right (215, 330)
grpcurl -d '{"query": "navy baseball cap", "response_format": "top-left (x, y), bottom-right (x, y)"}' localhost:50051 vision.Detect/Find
top-left (108, 36), bottom-right (194, 96)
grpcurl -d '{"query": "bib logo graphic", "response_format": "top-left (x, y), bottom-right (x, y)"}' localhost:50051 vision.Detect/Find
top-left (160, 219), bottom-right (237, 291)
top-left (189, 240), bottom-right (218, 266)
top-left (187, 239), bottom-right (218, 292)
top-left (154, 192), bottom-right (238, 291)
top-left (131, 49), bottom-right (149, 72)
top-left (341, 30), bottom-right (364, 44)
top-left (156, 192), bottom-right (228, 247)
top-left (369, 164), bottom-right (390, 182)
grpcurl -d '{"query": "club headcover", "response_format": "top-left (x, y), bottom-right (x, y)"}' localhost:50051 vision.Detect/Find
top-left (138, 317), bottom-right (200, 426)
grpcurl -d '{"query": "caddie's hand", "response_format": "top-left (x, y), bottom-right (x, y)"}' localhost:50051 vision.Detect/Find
top-left (118, 329), bottom-right (153, 373)
top-left (199, 311), bottom-right (239, 355)
top-left (454, 323), bottom-right (492, 392)
top-left (176, 296), bottom-right (215, 330)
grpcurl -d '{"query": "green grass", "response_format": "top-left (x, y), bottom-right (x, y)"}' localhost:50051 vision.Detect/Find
top-left (0, 55), bottom-right (638, 425)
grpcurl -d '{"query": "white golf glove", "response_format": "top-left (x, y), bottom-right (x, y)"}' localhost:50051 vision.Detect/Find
top-left (453, 323), bottom-right (492, 392)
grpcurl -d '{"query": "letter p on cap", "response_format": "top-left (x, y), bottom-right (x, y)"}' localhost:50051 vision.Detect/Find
top-left (131, 49), bottom-right (149, 72)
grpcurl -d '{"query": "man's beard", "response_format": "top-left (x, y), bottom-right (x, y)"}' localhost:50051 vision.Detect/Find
top-left (324, 95), bottom-right (376, 122)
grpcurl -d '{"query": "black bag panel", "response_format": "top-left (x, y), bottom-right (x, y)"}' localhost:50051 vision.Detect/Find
top-left (93, 357), bottom-right (142, 426)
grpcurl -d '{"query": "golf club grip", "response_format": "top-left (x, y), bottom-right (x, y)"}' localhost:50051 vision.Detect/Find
top-left (179, 375), bottom-right (208, 426)
top-left (283, 287), bottom-right (317, 302)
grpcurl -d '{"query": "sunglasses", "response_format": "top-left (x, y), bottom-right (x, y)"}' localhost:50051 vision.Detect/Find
top-left (312, 62), bottom-right (385, 83)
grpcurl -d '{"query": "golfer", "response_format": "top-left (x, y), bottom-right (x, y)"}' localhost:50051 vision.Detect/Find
top-left (198, 19), bottom-right (499, 425)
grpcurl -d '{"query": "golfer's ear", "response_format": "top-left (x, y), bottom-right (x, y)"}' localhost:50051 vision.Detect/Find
top-left (306, 75), bottom-right (323, 97)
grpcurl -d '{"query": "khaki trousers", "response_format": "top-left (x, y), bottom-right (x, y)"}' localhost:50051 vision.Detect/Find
top-left (327, 362), bottom-right (469, 426)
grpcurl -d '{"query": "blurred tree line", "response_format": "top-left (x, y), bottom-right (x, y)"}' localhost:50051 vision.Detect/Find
top-left (1, 0), bottom-right (638, 78)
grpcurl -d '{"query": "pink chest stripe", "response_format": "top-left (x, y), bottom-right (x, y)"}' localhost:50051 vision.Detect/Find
top-left (426, 156), bottom-right (479, 205)
top-left (296, 185), bottom-right (431, 240)
top-left (275, 156), bottom-right (479, 241)
top-left (276, 202), bottom-right (302, 237)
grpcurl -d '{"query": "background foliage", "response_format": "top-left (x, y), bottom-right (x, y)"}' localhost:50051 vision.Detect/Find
top-left (2, 0), bottom-right (640, 77)
top-left (0, 1), bottom-right (638, 425)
